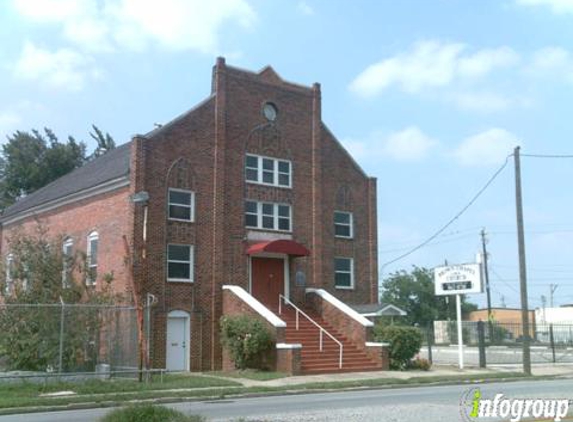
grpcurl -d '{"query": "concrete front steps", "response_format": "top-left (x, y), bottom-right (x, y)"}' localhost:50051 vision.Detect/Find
top-left (273, 306), bottom-right (381, 374)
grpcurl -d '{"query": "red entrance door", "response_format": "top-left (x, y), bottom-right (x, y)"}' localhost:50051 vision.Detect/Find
top-left (251, 257), bottom-right (285, 307)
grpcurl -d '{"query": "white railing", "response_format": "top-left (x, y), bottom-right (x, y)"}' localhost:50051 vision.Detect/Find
top-left (278, 294), bottom-right (343, 368)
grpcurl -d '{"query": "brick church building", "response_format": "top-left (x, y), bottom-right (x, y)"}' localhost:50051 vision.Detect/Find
top-left (0, 58), bottom-right (387, 374)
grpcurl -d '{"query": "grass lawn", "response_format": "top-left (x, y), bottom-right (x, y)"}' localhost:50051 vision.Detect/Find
top-left (0, 371), bottom-right (531, 413)
top-left (208, 370), bottom-right (288, 381)
top-left (0, 373), bottom-right (240, 410)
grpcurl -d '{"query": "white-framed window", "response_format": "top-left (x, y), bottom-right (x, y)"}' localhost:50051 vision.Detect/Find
top-left (62, 238), bottom-right (73, 288)
top-left (245, 200), bottom-right (291, 232)
top-left (168, 188), bottom-right (195, 222)
top-left (167, 244), bottom-right (194, 282)
top-left (334, 257), bottom-right (354, 289)
top-left (334, 211), bottom-right (353, 238)
top-left (4, 254), bottom-right (14, 295)
top-left (86, 232), bottom-right (98, 285)
top-left (245, 154), bottom-right (292, 188)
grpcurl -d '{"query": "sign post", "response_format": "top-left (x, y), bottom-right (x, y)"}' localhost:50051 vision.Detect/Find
top-left (456, 293), bottom-right (463, 369)
top-left (434, 263), bottom-right (483, 370)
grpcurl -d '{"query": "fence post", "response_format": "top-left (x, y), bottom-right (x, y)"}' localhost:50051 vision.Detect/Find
top-left (426, 322), bottom-right (433, 364)
top-left (58, 297), bottom-right (65, 374)
top-left (477, 320), bottom-right (486, 368)
top-left (549, 323), bottom-right (556, 364)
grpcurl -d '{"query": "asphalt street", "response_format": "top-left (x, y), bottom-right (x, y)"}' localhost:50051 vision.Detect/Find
top-left (0, 379), bottom-right (571, 421)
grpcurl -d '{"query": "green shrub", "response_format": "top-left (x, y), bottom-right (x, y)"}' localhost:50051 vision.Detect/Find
top-left (373, 325), bottom-right (423, 370)
top-left (100, 404), bottom-right (205, 422)
top-left (220, 315), bottom-right (274, 370)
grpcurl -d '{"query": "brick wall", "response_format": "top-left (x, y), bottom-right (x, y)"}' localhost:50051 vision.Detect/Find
top-left (221, 287), bottom-right (305, 373)
top-left (1, 187), bottom-right (132, 297)
top-left (1, 58), bottom-right (380, 373)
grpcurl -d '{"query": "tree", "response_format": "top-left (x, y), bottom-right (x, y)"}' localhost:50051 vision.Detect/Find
top-left (0, 225), bottom-right (122, 371)
top-left (89, 125), bottom-right (116, 159)
top-left (0, 125), bottom-right (116, 210)
top-left (380, 266), bottom-right (478, 327)
top-left (0, 129), bottom-right (86, 209)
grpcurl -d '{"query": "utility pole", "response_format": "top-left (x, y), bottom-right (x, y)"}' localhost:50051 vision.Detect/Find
top-left (541, 295), bottom-right (547, 323)
top-left (480, 228), bottom-right (494, 341)
top-left (480, 229), bottom-right (493, 320)
top-left (550, 284), bottom-right (558, 308)
top-left (514, 146), bottom-right (531, 375)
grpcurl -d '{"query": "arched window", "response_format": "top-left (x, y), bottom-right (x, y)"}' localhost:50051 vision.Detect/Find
top-left (4, 254), bottom-right (13, 295)
top-left (86, 232), bottom-right (98, 285)
top-left (62, 238), bottom-right (74, 287)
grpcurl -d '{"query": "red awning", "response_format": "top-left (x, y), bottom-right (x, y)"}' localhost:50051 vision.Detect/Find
top-left (246, 240), bottom-right (310, 257)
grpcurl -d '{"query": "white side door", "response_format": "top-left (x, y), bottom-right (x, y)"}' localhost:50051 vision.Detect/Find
top-left (166, 314), bottom-right (189, 371)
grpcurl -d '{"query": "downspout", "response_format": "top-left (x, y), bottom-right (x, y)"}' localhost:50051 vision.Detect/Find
top-left (211, 57), bottom-right (227, 370)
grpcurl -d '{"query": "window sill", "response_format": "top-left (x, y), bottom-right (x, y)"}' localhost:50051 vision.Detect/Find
top-left (335, 285), bottom-right (355, 290)
top-left (334, 235), bottom-right (354, 240)
top-left (167, 279), bottom-right (195, 283)
top-left (168, 218), bottom-right (195, 223)
top-left (246, 226), bottom-right (292, 234)
top-left (246, 181), bottom-right (292, 190)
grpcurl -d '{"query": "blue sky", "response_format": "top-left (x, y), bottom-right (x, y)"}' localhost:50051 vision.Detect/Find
top-left (1, 0), bottom-right (573, 310)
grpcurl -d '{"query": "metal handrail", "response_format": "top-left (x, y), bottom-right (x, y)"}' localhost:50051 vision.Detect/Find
top-left (278, 294), bottom-right (343, 368)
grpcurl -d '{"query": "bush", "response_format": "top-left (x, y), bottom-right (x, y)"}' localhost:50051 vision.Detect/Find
top-left (101, 404), bottom-right (205, 422)
top-left (406, 356), bottom-right (432, 371)
top-left (220, 315), bottom-right (274, 370)
top-left (0, 227), bottom-right (122, 372)
top-left (373, 325), bottom-right (423, 370)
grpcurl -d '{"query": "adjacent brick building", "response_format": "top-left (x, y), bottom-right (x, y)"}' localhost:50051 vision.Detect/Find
top-left (0, 58), bottom-right (381, 373)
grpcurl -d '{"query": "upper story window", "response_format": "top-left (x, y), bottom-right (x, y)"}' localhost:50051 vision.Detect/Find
top-left (86, 232), bottom-right (98, 285)
top-left (334, 257), bottom-right (354, 290)
top-left (167, 244), bottom-right (194, 282)
top-left (62, 238), bottom-right (73, 288)
top-left (168, 188), bottom-right (195, 222)
top-left (245, 154), bottom-right (292, 188)
top-left (245, 200), bottom-right (291, 232)
top-left (334, 211), bottom-right (353, 239)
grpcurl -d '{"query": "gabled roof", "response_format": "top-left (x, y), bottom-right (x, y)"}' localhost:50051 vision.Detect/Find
top-left (1, 142), bottom-right (132, 222)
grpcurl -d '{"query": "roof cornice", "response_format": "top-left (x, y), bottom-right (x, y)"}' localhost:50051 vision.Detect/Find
top-left (1, 177), bottom-right (130, 227)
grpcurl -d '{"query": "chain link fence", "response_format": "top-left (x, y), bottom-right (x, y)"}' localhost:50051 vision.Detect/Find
top-left (419, 320), bottom-right (573, 367)
top-left (0, 303), bottom-right (144, 382)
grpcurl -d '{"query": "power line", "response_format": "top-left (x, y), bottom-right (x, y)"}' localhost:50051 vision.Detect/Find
top-left (380, 155), bottom-right (512, 269)
top-left (522, 153), bottom-right (573, 158)
top-left (379, 232), bottom-right (477, 254)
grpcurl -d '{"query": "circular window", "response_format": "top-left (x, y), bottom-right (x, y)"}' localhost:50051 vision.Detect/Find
top-left (262, 102), bottom-right (278, 121)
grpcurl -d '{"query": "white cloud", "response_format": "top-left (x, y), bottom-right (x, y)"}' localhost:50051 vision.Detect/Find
top-left (457, 47), bottom-right (519, 78)
top-left (13, 42), bottom-right (101, 91)
top-left (12, 0), bottom-right (90, 22)
top-left (11, 0), bottom-right (256, 54)
top-left (342, 126), bottom-right (438, 163)
top-left (452, 128), bottom-right (520, 167)
top-left (383, 127), bottom-right (438, 161)
top-left (349, 41), bottom-right (519, 97)
top-left (515, 0), bottom-right (573, 14)
top-left (297, 1), bottom-right (314, 15)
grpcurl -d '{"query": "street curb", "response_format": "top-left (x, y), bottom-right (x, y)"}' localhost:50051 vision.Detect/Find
top-left (0, 374), bottom-right (558, 417)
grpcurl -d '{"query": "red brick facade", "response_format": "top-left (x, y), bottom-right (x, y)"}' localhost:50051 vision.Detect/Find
top-left (0, 58), bottom-right (379, 372)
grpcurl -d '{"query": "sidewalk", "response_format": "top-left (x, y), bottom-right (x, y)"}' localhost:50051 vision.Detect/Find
top-left (209, 363), bottom-right (571, 388)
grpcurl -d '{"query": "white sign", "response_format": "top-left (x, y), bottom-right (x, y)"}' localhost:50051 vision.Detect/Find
top-left (434, 263), bottom-right (483, 296)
